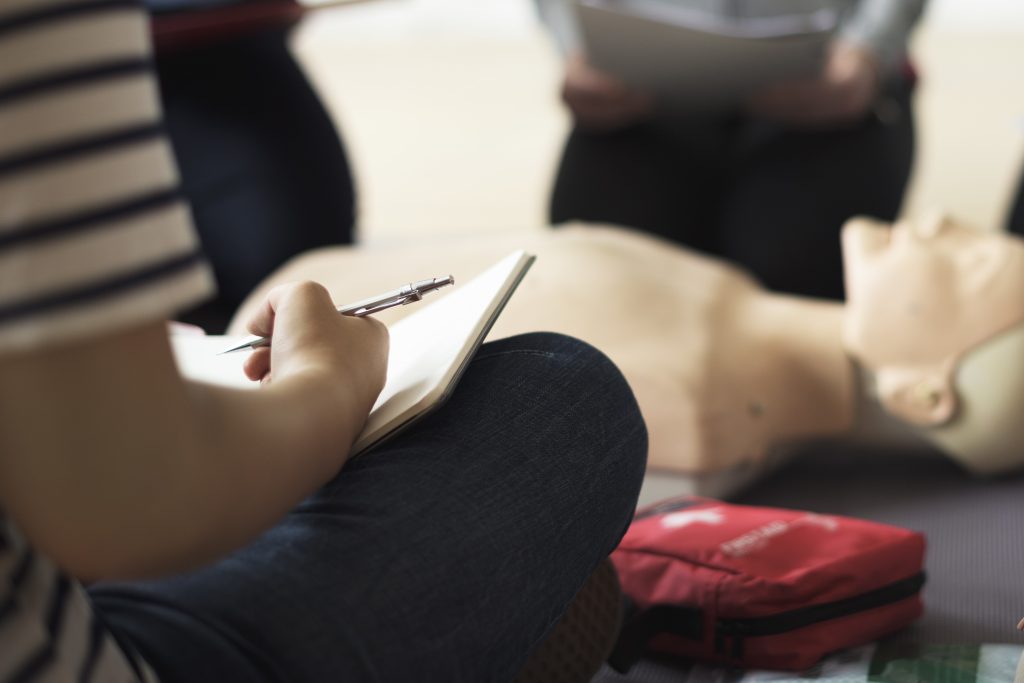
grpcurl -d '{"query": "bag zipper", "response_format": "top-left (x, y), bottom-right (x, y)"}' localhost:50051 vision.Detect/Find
top-left (714, 571), bottom-right (926, 660)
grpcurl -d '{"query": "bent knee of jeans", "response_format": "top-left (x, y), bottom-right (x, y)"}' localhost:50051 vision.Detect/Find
top-left (480, 332), bottom-right (631, 395)
top-left (532, 332), bottom-right (649, 538)
top-left (491, 330), bottom-right (645, 418)
top-left (483, 331), bottom-right (649, 476)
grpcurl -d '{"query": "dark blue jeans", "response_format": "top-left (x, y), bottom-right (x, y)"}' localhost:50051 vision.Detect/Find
top-left (90, 333), bottom-right (648, 683)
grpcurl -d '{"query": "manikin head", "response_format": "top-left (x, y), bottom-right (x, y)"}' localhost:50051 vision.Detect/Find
top-left (842, 214), bottom-right (1024, 474)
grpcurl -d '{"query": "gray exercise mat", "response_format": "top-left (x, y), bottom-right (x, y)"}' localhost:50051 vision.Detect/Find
top-left (594, 447), bottom-right (1024, 682)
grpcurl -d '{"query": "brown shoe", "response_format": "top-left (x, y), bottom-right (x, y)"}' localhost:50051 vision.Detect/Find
top-left (513, 558), bottom-right (624, 683)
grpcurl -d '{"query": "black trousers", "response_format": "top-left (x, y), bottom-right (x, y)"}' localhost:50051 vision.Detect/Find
top-left (156, 28), bottom-right (356, 332)
top-left (550, 81), bottom-right (916, 301)
top-left (1008, 166), bottom-right (1024, 237)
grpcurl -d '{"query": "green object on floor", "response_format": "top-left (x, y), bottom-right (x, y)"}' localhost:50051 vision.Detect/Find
top-left (671, 642), bottom-right (1023, 682)
top-left (869, 642), bottom-right (980, 683)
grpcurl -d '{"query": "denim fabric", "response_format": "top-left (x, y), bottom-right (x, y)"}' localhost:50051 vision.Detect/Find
top-left (90, 333), bottom-right (649, 683)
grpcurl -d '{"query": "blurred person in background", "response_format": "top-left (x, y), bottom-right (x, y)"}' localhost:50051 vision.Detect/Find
top-left (1008, 165), bottom-right (1024, 236)
top-left (536, 0), bottom-right (926, 300)
top-left (148, 0), bottom-right (357, 332)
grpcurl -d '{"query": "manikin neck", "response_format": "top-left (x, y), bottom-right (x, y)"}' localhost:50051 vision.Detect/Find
top-left (848, 321), bottom-right (1024, 474)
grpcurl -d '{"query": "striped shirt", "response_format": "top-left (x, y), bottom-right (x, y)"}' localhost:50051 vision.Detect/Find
top-left (0, 0), bottom-right (214, 680)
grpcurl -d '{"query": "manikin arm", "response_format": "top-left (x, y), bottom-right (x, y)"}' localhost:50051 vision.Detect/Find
top-left (0, 286), bottom-right (388, 582)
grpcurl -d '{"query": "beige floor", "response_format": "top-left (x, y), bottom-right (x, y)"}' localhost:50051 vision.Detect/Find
top-left (290, 0), bottom-right (1024, 243)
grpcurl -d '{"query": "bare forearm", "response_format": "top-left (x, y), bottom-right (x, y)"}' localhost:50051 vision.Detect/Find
top-left (0, 323), bottom-right (368, 581)
top-left (140, 374), bottom-right (364, 576)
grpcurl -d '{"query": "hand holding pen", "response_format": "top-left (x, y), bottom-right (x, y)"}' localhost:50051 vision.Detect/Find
top-left (222, 275), bottom-right (455, 354)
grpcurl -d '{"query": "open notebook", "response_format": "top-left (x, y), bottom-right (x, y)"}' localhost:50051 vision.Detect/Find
top-left (172, 250), bottom-right (535, 456)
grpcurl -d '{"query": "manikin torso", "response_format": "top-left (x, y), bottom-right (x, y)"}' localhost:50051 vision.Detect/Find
top-left (229, 219), bottom-right (1024, 477)
top-left (232, 225), bottom-right (853, 472)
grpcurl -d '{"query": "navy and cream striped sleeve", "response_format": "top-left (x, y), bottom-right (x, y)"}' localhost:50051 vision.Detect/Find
top-left (0, 0), bottom-right (214, 354)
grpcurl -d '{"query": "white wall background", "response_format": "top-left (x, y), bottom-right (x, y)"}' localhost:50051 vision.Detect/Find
top-left (926, 0), bottom-right (1024, 31)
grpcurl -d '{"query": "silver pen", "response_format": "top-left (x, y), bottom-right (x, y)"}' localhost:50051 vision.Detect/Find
top-left (220, 275), bottom-right (455, 354)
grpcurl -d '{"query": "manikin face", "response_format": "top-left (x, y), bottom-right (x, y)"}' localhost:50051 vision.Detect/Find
top-left (841, 215), bottom-right (1024, 426)
top-left (843, 215), bottom-right (1024, 365)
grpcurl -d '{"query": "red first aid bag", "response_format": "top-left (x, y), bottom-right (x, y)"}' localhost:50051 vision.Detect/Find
top-left (609, 496), bottom-right (926, 672)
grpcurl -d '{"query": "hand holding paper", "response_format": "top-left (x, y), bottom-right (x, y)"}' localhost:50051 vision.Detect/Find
top-left (747, 40), bottom-right (880, 127)
top-left (562, 52), bottom-right (655, 131)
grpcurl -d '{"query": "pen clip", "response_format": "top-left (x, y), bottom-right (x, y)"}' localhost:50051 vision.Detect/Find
top-left (349, 291), bottom-right (422, 316)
